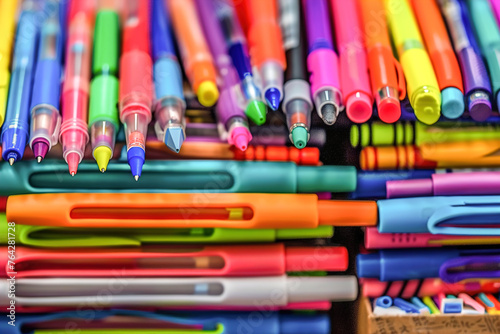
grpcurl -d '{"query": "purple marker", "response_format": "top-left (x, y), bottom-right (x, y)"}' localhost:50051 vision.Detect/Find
top-left (440, 0), bottom-right (492, 122)
top-left (196, 0), bottom-right (252, 151)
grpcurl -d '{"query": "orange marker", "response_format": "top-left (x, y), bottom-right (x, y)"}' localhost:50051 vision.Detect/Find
top-left (411, 0), bottom-right (464, 119)
top-left (237, 0), bottom-right (286, 111)
top-left (6, 193), bottom-right (377, 229)
top-left (359, 0), bottom-right (405, 124)
top-left (168, 0), bottom-right (219, 107)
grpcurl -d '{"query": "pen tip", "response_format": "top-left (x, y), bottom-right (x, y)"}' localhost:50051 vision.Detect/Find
top-left (134, 175), bottom-right (139, 181)
top-left (291, 126), bottom-right (309, 149)
top-left (165, 127), bottom-right (185, 153)
top-left (101, 168), bottom-right (105, 173)
top-left (264, 88), bottom-right (281, 111)
top-left (36, 156), bottom-right (42, 163)
top-left (8, 158), bottom-right (14, 166)
top-left (321, 103), bottom-right (337, 125)
top-left (71, 172), bottom-right (75, 177)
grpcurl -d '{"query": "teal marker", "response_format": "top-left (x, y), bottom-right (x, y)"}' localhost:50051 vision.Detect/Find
top-left (467, 0), bottom-right (500, 109)
top-left (88, 10), bottom-right (120, 172)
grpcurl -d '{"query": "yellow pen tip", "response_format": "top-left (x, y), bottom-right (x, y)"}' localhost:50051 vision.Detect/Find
top-left (197, 81), bottom-right (219, 107)
top-left (93, 146), bottom-right (112, 172)
top-left (413, 89), bottom-right (441, 125)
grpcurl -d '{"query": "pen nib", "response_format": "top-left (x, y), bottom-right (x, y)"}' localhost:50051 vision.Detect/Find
top-left (101, 168), bottom-right (105, 173)
top-left (134, 175), bottom-right (139, 181)
top-left (71, 172), bottom-right (75, 177)
top-left (321, 104), bottom-right (337, 125)
top-left (165, 127), bottom-right (185, 153)
top-left (36, 156), bottom-right (42, 163)
top-left (264, 88), bottom-right (281, 111)
top-left (8, 158), bottom-right (14, 166)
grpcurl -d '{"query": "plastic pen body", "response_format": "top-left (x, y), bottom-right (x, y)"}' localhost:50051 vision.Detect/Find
top-left (359, 0), bottom-right (403, 124)
top-left (331, 0), bottom-right (372, 123)
top-left (303, 0), bottom-right (341, 125)
top-left (120, 0), bottom-right (153, 180)
top-left (60, 2), bottom-right (95, 175)
top-left (196, 0), bottom-right (252, 151)
top-left (1, 4), bottom-right (39, 164)
top-left (385, 0), bottom-right (441, 124)
top-left (152, 0), bottom-right (186, 153)
top-left (29, 1), bottom-right (64, 162)
top-left (412, 0), bottom-right (464, 119)
top-left (440, 0), bottom-right (492, 121)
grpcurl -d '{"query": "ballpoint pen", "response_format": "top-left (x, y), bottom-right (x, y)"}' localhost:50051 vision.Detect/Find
top-left (213, 0), bottom-right (267, 125)
top-left (0, 310), bottom-right (331, 334)
top-left (412, 0), bottom-right (464, 119)
top-left (238, 0), bottom-right (286, 111)
top-left (279, 0), bottom-right (313, 149)
top-left (360, 140), bottom-right (500, 170)
top-left (467, 0), bottom-right (500, 112)
top-left (331, 0), bottom-right (373, 123)
top-left (3, 275), bottom-right (358, 307)
top-left (88, 5), bottom-right (119, 172)
top-left (378, 195), bottom-right (500, 235)
top-left (359, 0), bottom-right (404, 124)
top-left (303, 0), bottom-right (342, 125)
top-left (29, 1), bottom-right (64, 162)
top-left (196, 0), bottom-right (252, 150)
top-left (120, 0), bottom-right (153, 180)
top-left (152, 0), bottom-right (187, 153)
top-left (6, 193), bottom-right (378, 229)
top-left (358, 248), bottom-right (500, 282)
top-left (384, 0), bottom-right (441, 124)
top-left (169, 0), bottom-right (219, 108)
top-left (0, 0), bottom-right (19, 127)
top-left (361, 278), bottom-right (500, 298)
top-left (1, 0), bottom-right (40, 165)
top-left (439, 0), bottom-right (492, 121)
top-left (1, 244), bottom-right (348, 278)
top-left (59, 0), bottom-right (95, 175)
top-left (365, 227), bottom-right (500, 249)
top-left (0, 160), bottom-right (356, 195)
top-left (476, 293), bottom-right (500, 314)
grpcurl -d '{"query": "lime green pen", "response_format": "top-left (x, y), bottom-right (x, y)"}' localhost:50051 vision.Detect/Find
top-left (88, 9), bottom-right (120, 172)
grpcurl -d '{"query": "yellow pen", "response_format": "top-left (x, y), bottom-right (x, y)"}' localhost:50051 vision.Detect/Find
top-left (422, 296), bottom-right (441, 314)
top-left (0, 0), bottom-right (19, 126)
top-left (384, 0), bottom-right (441, 124)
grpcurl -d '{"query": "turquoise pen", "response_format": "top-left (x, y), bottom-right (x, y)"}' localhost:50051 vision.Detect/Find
top-left (467, 0), bottom-right (500, 109)
top-left (0, 160), bottom-right (356, 195)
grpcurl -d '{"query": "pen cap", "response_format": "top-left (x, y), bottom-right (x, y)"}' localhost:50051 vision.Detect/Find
top-left (279, 314), bottom-right (330, 334)
top-left (386, 178), bottom-right (433, 198)
top-left (286, 276), bottom-right (358, 302)
top-left (296, 165), bottom-right (356, 192)
top-left (285, 246), bottom-right (348, 272)
top-left (431, 172), bottom-right (500, 196)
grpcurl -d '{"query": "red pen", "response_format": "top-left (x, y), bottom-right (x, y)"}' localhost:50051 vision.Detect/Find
top-left (1, 244), bottom-right (348, 278)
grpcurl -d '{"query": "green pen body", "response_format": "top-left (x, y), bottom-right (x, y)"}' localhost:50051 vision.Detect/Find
top-left (88, 10), bottom-right (120, 171)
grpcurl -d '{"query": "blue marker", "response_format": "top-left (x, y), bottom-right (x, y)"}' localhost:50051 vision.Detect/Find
top-left (151, 0), bottom-right (186, 153)
top-left (1, 1), bottom-right (41, 164)
top-left (29, 0), bottom-right (64, 162)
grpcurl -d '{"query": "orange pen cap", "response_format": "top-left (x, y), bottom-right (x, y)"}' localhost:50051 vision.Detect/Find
top-left (6, 193), bottom-right (377, 229)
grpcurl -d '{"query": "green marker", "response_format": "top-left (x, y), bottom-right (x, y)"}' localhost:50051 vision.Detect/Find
top-left (88, 10), bottom-right (120, 172)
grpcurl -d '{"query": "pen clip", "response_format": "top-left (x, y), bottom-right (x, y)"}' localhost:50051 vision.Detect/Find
top-left (392, 56), bottom-right (406, 100)
top-left (439, 254), bottom-right (500, 283)
top-left (427, 203), bottom-right (500, 235)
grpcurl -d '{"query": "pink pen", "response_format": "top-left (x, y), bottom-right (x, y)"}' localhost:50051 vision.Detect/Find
top-left (330, 0), bottom-right (373, 123)
top-left (59, 1), bottom-right (96, 175)
top-left (491, 0), bottom-right (500, 26)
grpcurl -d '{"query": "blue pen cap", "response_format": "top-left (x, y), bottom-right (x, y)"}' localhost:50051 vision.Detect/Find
top-left (441, 87), bottom-right (465, 119)
top-left (357, 253), bottom-right (381, 278)
top-left (280, 314), bottom-right (330, 334)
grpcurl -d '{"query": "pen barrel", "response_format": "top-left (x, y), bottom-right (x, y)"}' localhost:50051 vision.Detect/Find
top-left (458, 48), bottom-right (492, 98)
top-left (0, 69), bottom-right (9, 125)
top-left (154, 57), bottom-right (185, 105)
top-left (89, 75), bottom-right (119, 128)
top-left (31, 59), bottom-right (62, 112)
top-left (307, 49), bottom-right (340, 97)
top-left (217, 84), bottom-right (246, 127)
top-left (367, 46), bottom-right (400, 94)
top-left (364, 228), bottom-right (435, 249)
top-left (359, 145), bottom-right (438, 171)
top-left (482, 47), bottom-right (500, 95)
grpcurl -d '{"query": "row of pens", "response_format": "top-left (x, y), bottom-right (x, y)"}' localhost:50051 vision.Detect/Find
top-left (6, 0), bottom-right (500, 177)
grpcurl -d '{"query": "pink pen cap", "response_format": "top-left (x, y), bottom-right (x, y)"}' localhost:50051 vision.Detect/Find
top-left (386, 171), bottom-right (500, 198)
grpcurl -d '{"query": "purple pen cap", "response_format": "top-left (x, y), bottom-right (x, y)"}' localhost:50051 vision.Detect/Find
top-left (468, 91), bottom-right (492, 122)
top-left (386, 179), bottom-right (433, 199)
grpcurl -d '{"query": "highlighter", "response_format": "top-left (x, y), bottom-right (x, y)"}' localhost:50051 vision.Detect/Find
top-left (384, 0), bottom-right (441, 124)
top-left (0, 0), bottom-right (18, 127)
top-left (6, 193), bottom-right (378, 229)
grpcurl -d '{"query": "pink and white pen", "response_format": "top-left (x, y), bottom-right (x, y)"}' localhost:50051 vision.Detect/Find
top-left (59, 1), bottom-right (96, 175)
top-left (330, 0), bottom-right (373, 123)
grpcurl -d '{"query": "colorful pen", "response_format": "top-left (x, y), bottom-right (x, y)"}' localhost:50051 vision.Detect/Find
top-left (1, 0), bottom-right (40, 165)
top-left (0, 0), bottom-right (18, 127)
top-left (59, 1), bottom-right (95, 175)
top-left (196, 0), bottom-right (253, 150)
top-left (331, 0), bottom-right (373, 123)
top-left (169, 0), bottom-right (219, 107)
top-left (29, 1), bottom-right (64, 162)
top-left (1, 244), bottom-right (348, 278)
top-left (365, 227), bottom-right (500, 249)
top-left (88, 5), bottom-right (120, 172)
top-left (279, 0), bottom-right (313, 148)
top-left (384, 0), bottom-right (441, 124)
top-left (476, 293), bottom-right (500, 314)
top-left (439, 0), bottom-right (493, 121)
top-left (6, 193), bottom-right (378, 229)
top-left (467, 0), bottom-right (500, 112)
top-left (412, 0), bottom-right (464, 119)
top-left (214, 0), bottom-right (267, 125)
top-left (359, 0), bottom-right (404, 124)
top-left (491, 0), bottom-right (500, 27)
top-left (239, 0), bottom-right (286, 111)
top-left (303, 0), bottom-right (342, 125)
top-left (152, 0), bottom-right (187, 153)
top-left (119, 0), bottom-right (153, 180)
